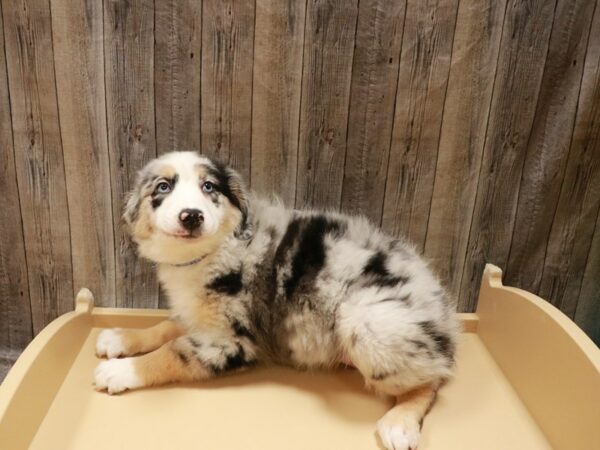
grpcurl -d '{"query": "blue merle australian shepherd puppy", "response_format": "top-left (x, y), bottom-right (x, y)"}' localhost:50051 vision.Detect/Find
top-left (94, 151), bottom-right (459, 450)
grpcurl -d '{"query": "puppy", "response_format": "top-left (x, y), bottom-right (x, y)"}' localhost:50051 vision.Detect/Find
top-left (94, 151), bottom-right (459, 450)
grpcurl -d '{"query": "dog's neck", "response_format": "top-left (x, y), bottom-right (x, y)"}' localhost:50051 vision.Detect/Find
top-left (165, 255), bottom-right (206, 268)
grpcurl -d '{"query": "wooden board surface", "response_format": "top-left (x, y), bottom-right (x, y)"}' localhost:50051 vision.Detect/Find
top-left (0, 0), bottom-right (599, 365)
top-left (0, 0), bottom-right (32, 355)
top-left (201, 0), bottom-right (255, 180)
top-left (50, 0), bottom-right (116, 307)
top-left (103, 0), bottom-right (159, 309)
top-left (504, 0), bottom-right (596, 296)
top-left (154, 0), bottom-right (202, 155)
top-left (2, 0), bottom-right (74, 333)
top-left (423, 0), bottom-right (507, 298)
top-left (250, 0), bottom-right (306, 205)
top-left (340, 0), bottom-right (406, 224)
top-left (459, 0), bottom-right (558, 311)
top-left (295, 0), bottom-right (359, 210)
top-left (381, 0), bottom-right (460, 251)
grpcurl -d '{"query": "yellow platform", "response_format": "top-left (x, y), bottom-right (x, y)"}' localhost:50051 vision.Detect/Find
top-left (0, 265), bottom-right (598, 449)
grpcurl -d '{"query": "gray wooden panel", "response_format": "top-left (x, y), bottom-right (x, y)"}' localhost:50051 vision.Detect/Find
top-left (104, 0), bottom-right (159, 309)
top-left (575, 209), bottom-right (600, 345)
top-left (0, 0), bottom-right (32, 353)
top-left (459, 0), bottom-right (558, 312)
top-left (424, 0), bottom-right (507, 299)
top-left (504, 0), bottom-right (596, 297)
top-left (51, 0), bottom-right (116, 307)
top-left (250, 0), bottom-right (306, 204)
top-left (340, 0), bottom-right (406, 223)
top-left (2, 0), bottom-right (74, 333)
top-left (295, 0), bottom-right (359, 210)
top-left (155, 0), bottom-right (202, 154)
top-left (201, 0), bottom-right (255, 180)
top-left (382, 0), bottom-right (459, 251)
top-left (545, 2), bottom-right (600, 319)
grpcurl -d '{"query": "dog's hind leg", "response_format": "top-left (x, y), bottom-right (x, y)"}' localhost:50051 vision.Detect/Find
top-left (376, 384), bottom-right (437, 450)
top-left (96, 319), bottom-right (185, 359)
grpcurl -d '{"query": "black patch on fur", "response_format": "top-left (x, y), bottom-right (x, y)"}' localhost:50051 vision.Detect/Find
top-left (407, 339), bottom-right (428, 350)
top-left (213, 345), bottom-right (250, 374)
top-left (150, 174), bottom-right (178, 209)
top-left (207, 270), bottom-right (243, 295)
top-left (232, 320), bottom-right (256, 343)
top-left (176, 350), bottom-right (189, 364)
top-left (207, 162), bottom-right (248, 235)
top-left (419, 321), bottom-right (453, 357)
top-left (371, 370), bottom-right (396, 381)
top-left (187, 337), bottom-right (201, 348)
top-left (151, 196), bottom-right (165, 209)
top-left (377, 294), bottom-right (411, 305)
top-left (362, 252), bottom-right (409, 287)
top-left (280, 216), bottom-right (345, 297)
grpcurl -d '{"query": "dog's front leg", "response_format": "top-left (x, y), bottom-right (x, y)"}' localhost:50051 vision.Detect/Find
top-left (94, 329), bottom-right (256, 394)
top-left (95, 319), bottom-right (185, 358)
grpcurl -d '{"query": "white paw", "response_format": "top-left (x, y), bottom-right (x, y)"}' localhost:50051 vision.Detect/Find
top-left (94, 358), bottom-right (142, 394)
top-left (96, 328), bottom-right (126, 358)
top-left (377, 414), bottom-right (421, 450)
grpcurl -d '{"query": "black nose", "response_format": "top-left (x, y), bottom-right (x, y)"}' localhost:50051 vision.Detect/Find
top-left (179, 209), bottom-right (203, 231)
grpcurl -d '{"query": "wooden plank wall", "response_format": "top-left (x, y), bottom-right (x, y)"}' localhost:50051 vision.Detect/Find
top-left (1, 0), bottom-right (599, 374)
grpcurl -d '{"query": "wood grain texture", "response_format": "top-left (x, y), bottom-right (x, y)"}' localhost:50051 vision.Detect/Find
top-left (295, 0), bottom-right (359, 210)
top-left (50, 0), bottom-right (115, 307)
top-left (250, 0), bottom-right (306, 204)
top-left (575, 208), bottom-right (600, 345)
top-left (424, 0), bottom-right (507, 298)
top-left (2, 0), bottom-right (74, 333)
top-left (381, 0), bottom-right (460, 251)
top-left (543, 2), bottom-right (600, 318)
top-left (154, 0), bottom-right (202, 155)
top-left (340, 0), bottom-right (406, 222)
top-left (459, 0), bottom-right (558, 312)
top-left (201, 0), bottom-right (255, 179)
top-left (504, 0), bottom-right (596, 295)
top-left (104, 0), bottom-right (158, 309)
top-left (0, 0), bottom-right (32, 353)
top-left (0, 0), bottom-right (598, 358)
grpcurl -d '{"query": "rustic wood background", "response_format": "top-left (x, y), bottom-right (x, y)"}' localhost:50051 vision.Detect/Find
top-left (1, 0), bottom-right (599, 376)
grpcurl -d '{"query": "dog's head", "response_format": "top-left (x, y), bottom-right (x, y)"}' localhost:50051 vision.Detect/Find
top-left (123, 151), bottom-right (249, 264)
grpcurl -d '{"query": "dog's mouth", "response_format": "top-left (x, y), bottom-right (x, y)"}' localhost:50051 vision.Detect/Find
top-left (161, 229), bottom-right (202, 240)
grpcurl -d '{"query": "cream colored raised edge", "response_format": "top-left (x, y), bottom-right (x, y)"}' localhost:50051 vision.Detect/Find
top-left (477, 264), bottom-right (600, 450)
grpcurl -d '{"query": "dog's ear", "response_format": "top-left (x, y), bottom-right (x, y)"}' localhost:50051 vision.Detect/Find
top-left (122, 165), bottom-right (153, 230)
top-left (214, 162), bottom-right (251, 239)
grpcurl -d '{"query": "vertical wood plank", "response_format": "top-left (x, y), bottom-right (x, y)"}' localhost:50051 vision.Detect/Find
top-left (0, 0), bottom-right (33, 353)
top-left (542, 2), bottom-right (600, 318)
top-left (104, 0), bottom-right (158, 309)
top-left (423, 0), bottom-right (507, 298)
top-left (154, 0), bottom-right (202, 154)
top-left (2, 0), bottom-right (74, 332)
top-left (459, 0), bottom-right (558, 312)
top-left (575, 209), bottom-right (600, 345)
top-left (504, 0), bottom-right (596, 296)
top-left (340, 0), bottom-right (406, 222)
top-left (51, 0), bottom-right (116, 307)
top-left (250, 0), bottom-right (306, 204)
top-left (381, 0), bottom-right (459, 250)
top-left (201, 0), bottom-right (255, 179)
top-left (295, 0), bottom-right (359, 210)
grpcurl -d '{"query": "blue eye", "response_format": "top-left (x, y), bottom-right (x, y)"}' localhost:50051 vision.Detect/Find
top-left (156, 181), bottom-right (171, 194)
top-left (202, 181), bottom-right (215, 193)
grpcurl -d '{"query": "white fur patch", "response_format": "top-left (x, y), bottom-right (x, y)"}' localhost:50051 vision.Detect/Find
top-left (377, 412), bottom-right (421, 450)
top-left (94, 358), bottom-right (142, 394)
top-left (95, 328), bottom-right (126, 359)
